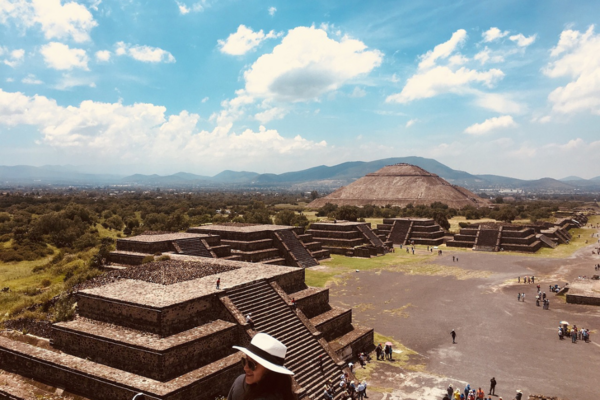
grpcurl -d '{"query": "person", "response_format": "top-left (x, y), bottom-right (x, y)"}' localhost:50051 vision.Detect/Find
top-left (227, 332), bottom-right (296, 400)
top-left (216, 277), bottom-right (221, 289)
top-left (246, 313), bottom-right (255, 329)
top-left (464, 384), bottom-right (470, 399)
top-left (517, 293), bottom-right (521, 301)
top-left (376, 343), bottom-right (383, 360)
top-left (448, 385), bottom-right (454, 398)
top-left (515, 390), bottom-right (523, 400)
top-left (290, 298), bottom-right (296, 311)
top-left (348, 362), bottom-right (354, 373)
top-left (489, 377), bottom-right (496, 395)
top-left (476, 387), bottom-right (484, 400)
top-left (522, 293), bottom-right (525, 302)
top-left (323, 387), bottom-right (333, 400)
top-left (357, 381), bottom-right (366, 399)
top-left (518, 276), bottom-right (520, 283)
top-left (451, 329), bottom-right (456, 344)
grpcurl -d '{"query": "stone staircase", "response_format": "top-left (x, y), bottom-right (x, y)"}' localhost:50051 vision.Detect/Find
top-left (356, 224), bottom-right (384, 248)
top-left (473, 228), bottom-right (500, 252)
top-left (275, 230), bottom-right (319, 268)
top-left (226, 281), bottom-right (343, 400)
top-left (388, 219), bottom-right (412, 245)
top-left (173, 238), bottom-right (215, 258)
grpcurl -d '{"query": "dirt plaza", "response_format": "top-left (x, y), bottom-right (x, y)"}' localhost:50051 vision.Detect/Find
top-left (325, 227), bottom-right (600, 399)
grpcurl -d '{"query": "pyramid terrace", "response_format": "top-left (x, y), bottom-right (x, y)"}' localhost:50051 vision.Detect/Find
top-left (0, 257), bottom-right (373, 400)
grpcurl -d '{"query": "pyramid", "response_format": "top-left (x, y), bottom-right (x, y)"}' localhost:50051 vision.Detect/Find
top-left (308, 163), bottom-right (489, 209)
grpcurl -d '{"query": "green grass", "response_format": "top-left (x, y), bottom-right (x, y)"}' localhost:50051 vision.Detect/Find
top-left (305, 249), bottom-right (491, 288)
top-left (96, 223), bottom-right (123, 239)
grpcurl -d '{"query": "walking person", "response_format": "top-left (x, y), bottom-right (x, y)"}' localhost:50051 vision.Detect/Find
top-left (227, 333), bottom-right (296, 400)
top-left (451, 329), bottom-right (456, 344)
top-left (488, 377), bottom-right (496, 396)
top-left (216, 277), bottom-right (221, 290)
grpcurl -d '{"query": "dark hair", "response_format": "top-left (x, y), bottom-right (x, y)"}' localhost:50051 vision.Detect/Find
top-left (243, 370), bottom-right (296, 400)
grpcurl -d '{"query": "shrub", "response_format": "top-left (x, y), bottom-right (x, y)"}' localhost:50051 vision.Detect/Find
top-left (40, 279), bottom-right (51, 288)
top-left (141, 255), bottom-right (154, 264)
top-left (157, 255), bottom-right (171, 261)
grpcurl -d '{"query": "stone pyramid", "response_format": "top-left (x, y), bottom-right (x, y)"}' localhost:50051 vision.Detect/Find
top-left (308, 163), bottom-right (489, 209)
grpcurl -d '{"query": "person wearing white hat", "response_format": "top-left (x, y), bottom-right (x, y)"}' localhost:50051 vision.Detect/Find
top-left (227, 332), bottom-right (296, 400)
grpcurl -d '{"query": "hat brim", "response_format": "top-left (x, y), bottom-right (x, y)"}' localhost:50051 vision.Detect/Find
top-left (233, 346), bottom-right (294, 376)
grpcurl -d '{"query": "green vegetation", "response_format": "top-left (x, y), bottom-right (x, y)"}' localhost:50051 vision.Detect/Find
top-left (306, 250), bottom-right (491, 289)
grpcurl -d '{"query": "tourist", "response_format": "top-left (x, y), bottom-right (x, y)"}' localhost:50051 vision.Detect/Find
top-left (448, 385), bottom-right (454, 398)
top-left (515, 390), bottom-right (523, 400)
top-left (489, 377), bottom-right (496, 395)
top-left (376, 343), bottom-right (383, 360)
top-left (357, 381), bottom-right (367, 399)
top-left (454, 389), bottom-right (461, 400)
top-left (290, 298), bottom-right (296, 311)
top-left (227, 333), bottom-right (296, 400)
top-left (476, 387), bottom-right (484, 399)
top-left (532, 276), bottom-right (535, 284)
top-left (348, 362), bottom-right (354, 372)
top-left (323, 387), bottom-right (333, 400)
top-left (517, 293), bottom-right (521, 302)
top-left (522, 293), bottom-right (525, 302)
top-left (245, 313), bottom-right (255, 329)
top-left (518, 276), bottom-right (520, 283)
top-left (451, 329), bottom-right (456, 344)
top-left (216, 277), bottom-right (221, 289)
top-left (453, 256), bottom-right (455, 262)
top-left (464, 384), bottom-right (471, 399)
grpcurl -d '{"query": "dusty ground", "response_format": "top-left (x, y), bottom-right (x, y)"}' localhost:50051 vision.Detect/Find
top-left (331, 226), bottom-right (600, 400)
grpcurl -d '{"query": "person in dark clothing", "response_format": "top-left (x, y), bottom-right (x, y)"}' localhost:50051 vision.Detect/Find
top-left (227, 333), bottom-right (296, 400)
top-left (376, 344), bottom-right (383, 360)
top-left (489, 377), bottom-right (496, 395)
top-left (451, 329), bottom-right (456, 344)
top-left (515, 389), bottom-right (523, 400)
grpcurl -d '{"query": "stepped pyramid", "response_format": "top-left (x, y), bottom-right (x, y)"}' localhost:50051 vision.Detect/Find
top-left (308, 163), bottom-right (489, 209)
top-left (0, 258), bottom-right (372, 400)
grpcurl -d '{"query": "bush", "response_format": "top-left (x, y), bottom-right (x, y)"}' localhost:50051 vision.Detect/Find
top-left (53, 296), bottom-right (76, 323)
top-left (40, 279), bottom-right (51, 287)
top-left (157, 255), bottom-right (171, 261)
top-left (458, 222), bottom-right (470, 228)
top-left (141, 255), bottom-right (154, 264)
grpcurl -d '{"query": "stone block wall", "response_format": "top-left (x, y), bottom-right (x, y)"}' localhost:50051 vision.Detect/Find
top-left (314, 310), bottom-right (353, 342)
top-left (296, 290), bottom-right (330, 319)
top-left (108, 252), bottom-right (146, 265)
top-left (566, 293), bottom-right (600, 306)
top-left (272, 268), bottom-right (305, 294)
top-left (116, 240), bottom-right (175, 254)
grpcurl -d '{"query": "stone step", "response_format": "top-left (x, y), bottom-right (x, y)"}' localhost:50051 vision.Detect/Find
top-left (0, 336), bottom-right (242, 400)
top-left (51, 318), bottom-right (240, 381)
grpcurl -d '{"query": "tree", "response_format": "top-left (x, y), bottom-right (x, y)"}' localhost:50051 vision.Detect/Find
top-left (310, 191), bottom-right (319, 200)
top-left (336, 206), bottom-right (359, 222)
top-left (274, 210), bottom-right (296, 226)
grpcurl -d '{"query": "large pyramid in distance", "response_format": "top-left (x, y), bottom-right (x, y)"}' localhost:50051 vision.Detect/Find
top-left (308, 163), bottom-right (489, 209)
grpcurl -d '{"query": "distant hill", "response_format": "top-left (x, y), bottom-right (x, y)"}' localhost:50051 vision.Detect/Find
top-left (2, 159), bottom-right (600, 192)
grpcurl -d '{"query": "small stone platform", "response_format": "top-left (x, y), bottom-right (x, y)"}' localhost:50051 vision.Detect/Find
top-left (565, 280), bottom-right (600, 306)
top-left (306, 221), bottom-right (391, 257)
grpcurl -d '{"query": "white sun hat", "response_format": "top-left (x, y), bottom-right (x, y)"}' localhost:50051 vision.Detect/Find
top-left (233, 333), bottom-right (294, 375)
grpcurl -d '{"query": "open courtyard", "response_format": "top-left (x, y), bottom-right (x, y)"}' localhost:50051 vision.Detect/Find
top-left (310, 219), bottom-right (600, 399)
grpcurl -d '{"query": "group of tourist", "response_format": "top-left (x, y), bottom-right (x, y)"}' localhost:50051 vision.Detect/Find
top-left (327, 372), bottom-right (369, 400)
top-left (517, 275), bottom-right (535, 284)
top-left (375, 343), bottom-right (394, 360)
top-left (558, 324), bottom-right (591, 342)
top-left (443, 379), bottom-right (506, 400)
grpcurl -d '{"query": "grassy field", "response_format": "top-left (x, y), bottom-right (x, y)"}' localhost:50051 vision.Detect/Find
top-left (305, 249), bottom-right (491, 289)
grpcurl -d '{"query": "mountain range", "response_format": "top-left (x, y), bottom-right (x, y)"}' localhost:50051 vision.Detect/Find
top-left (1, 157), bottom-right (600, 192)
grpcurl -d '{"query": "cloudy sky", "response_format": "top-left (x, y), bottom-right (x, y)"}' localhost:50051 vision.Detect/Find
top-left (1, 0), bottom-right (599, 179)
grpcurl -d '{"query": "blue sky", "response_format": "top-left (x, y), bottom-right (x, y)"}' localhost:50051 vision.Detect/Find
top-left (1, 0), bottom-right (599, 179)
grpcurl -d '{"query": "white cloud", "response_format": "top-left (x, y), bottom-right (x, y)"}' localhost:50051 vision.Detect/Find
top-left (53, 73), bottom-right (96, 90)
top-left (21, 73), bottom-right (42, 84)
top-left (268, 6), bottom-right (276, 16)
top-left (95, 50), bottom-right (110, 62)
top-left (6, 78), bottom-right (14, 82)
top-left (255, 107), bottom-right (287, 123)
top-left (544, 25), bottom-right (600, 115)
top-left (474, 47), bottom-right (504, 65)
top-left (176, 1), bottom-right (203, 14)
top-left (474, 92), bottom-right (524, 114)
top-left (482, 27), bottom-right (509, 42)
top-left (405, 119), bottom-right (417, 128)
top-left (40, 42), bottom-right (88, 70)
top-left (3, 48), bottom-right (24, 67)
top-left (242, 26), bottom-right (383, 102)
top-left (0, 89), bottom-right (326, 165)
top-left (387, 30), bottom-right (504, 104)
top-left (464, 115), bottom-right (516, 135)
top-left (386, 66), bottom-right (504, 103)
top-left (418, 29), bottom-right (467, 70)
top-left (218, 25), bottom-right (280, 56)
top-left (349, 87), bottom-right (366, 98)
top-left (0, 0), bottom-right (97, 42)
top-left (509, 33), bottom-right (536, 47)
top-left (115, 42), bottom-right (175, 63)
top-left (201, 97), bottom-right (209, 103)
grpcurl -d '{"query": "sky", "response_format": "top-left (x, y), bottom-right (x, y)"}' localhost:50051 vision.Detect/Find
top-left (1, 0), bottom-right (600, 179)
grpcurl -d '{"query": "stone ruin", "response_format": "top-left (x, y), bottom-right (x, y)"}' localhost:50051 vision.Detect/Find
top-left (306, 221), bottom-right (392, 257)
top-left (0, 258), bottom-right (373, 399)
top-left (109, 223), bottom-right (329, 270)
top-left (377, 218), bottom-right (447, 246)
